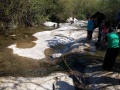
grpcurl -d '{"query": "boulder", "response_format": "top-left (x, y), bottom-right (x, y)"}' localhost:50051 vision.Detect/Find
top-left (43, 21), bottom-right (58, 27)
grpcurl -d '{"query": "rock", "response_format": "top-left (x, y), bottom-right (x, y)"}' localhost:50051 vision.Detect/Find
top-left (84, 43), bottom-right (90, 47)
top-left (85, 63), bottom-right (120, 90)
top-left (8, 22), bottom-right (17, 30)
top-left (66, 17), bottom-right (78, 23)
top-left (0, 73), bottom-right (75, 90)
top-left (89, 46), bottom-right (96, 52)
top-left (43, 21), bottom-right (58, 27)
top-left (10, 34), bottom-right (17, 40)
top-left (51, 53), bottom-right (62, 58)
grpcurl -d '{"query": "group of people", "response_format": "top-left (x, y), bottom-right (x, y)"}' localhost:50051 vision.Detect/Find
top-left (86, 11), bottom-right (107, 43)
top-left (86, 11), bottom-right (120, 71)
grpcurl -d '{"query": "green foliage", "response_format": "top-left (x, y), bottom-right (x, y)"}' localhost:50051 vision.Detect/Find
top-left (0, 0), bottom-right (120, 27)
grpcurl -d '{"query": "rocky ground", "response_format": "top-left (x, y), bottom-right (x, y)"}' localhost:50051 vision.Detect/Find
top-left (85, 62), bottom-right (120, 90)
top-left (0, 20), bottom-right (120, 90)
top-left (0, 72), bottom-right (75, 90)
top-left (0, 44), bottom-right (119, 90)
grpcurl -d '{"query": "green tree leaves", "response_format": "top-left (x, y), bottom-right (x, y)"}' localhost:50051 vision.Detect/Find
top-left (0, 0), bottom-right (120, 28)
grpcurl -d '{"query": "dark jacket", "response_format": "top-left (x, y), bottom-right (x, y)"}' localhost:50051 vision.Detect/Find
top-left (93, 11), bottom-right (106, 25)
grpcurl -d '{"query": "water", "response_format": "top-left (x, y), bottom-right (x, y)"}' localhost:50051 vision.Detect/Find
top-left (0, 26), bottom-right (63, 77)
top-left (0, 26), bottom-right (119, 77)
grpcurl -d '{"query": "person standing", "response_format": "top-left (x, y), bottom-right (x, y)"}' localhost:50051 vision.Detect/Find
top-left (100, 21), bottom-right (110, 47)
top-left (92, 11), bottom-right (106, 44)
top-left (86, 16), bottom-right (94, 41)
top-left (103, 27), bottom-right (120, 71)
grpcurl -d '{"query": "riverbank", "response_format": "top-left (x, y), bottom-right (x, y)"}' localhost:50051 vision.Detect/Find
top-left (0, 21), bottom-right (120, 89)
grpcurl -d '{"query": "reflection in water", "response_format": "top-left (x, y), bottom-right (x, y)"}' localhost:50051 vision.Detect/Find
top-left (0, 27), bottom-right (63, 77)
top-left (0, 26), bottom-right (120, 77)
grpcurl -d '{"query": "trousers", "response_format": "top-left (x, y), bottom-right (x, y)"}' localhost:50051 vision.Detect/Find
top-left (103, 48), bottom-right (119, 70)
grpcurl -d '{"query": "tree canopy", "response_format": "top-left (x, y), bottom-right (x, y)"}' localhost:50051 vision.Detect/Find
top-left (0, 0), bottom-right (120, 28)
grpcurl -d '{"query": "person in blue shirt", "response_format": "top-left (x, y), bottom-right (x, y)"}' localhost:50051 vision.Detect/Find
top-left (86, 16), bottom-right (94, 41)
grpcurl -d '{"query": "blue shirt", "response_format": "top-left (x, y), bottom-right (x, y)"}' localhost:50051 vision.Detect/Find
top-left (87, 20), bottom-right (94, 31)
